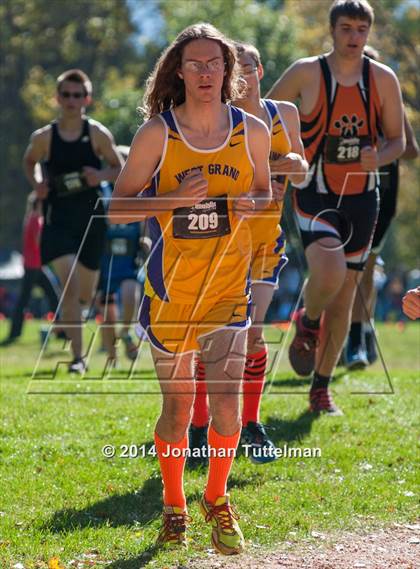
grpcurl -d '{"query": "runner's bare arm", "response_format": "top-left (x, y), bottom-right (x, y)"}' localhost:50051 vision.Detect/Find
top-left (401, 110), bottom-right (419, 160)
top-left (234, 114), bottom-right (272, 217)
top-left (109, 118), bottom-right (207, 223)
top-left (84, 124), bottom-right (123, 186)
top-left (22, 128), bottom-right (50, 199)
top-left (402, 287), bottom-right (420, 320)
top-left (374, 66), bottom-right (405, 167)
top-left (273, 102), bottom-right (308, 185)
top-left (265, 59), bottom-right (310, 102)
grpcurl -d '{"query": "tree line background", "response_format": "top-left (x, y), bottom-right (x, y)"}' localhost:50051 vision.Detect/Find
top-left (1, 0), bottom-right (418, 271)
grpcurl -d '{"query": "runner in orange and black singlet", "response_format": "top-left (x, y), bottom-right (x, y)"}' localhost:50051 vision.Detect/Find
top-left (294, 54), bottom-right (381, 270)
top-left (266, 1), bottom-right (405, 414)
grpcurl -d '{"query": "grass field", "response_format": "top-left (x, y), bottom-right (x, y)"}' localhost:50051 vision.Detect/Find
top-left (0, 320), bottom-right (419, 568)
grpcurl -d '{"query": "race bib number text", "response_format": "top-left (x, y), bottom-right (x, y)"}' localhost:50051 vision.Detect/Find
top-left (173, 194), bottom-right (231, 239)
top-left (324, 135), bottom-right (371, 164)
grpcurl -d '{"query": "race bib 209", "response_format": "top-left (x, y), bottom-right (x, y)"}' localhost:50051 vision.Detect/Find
top-left (172, 194), bottom-right (231, 239)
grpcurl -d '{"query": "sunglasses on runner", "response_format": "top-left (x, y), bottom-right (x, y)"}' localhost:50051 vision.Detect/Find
top-left (59, 91), bottom-right (86, 99)
top-left (182, 59), bottom-right (225, 74)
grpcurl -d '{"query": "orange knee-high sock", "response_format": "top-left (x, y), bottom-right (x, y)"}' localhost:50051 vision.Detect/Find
top-left (204, 425), bottom-right (241, 504)
top-left (154, 431), bottom-right (188, 509)
top-left (192, 358), bottom-right (209, 427)
top-left (242, 347), bottom-right (267, 426)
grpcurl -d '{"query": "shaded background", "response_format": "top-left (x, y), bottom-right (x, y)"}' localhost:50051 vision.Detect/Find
top-left (0, 0), bottom-right (418, 320)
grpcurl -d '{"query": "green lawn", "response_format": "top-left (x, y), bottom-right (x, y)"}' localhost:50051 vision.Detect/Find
top-left (0, 320), bottom-right (419, 568)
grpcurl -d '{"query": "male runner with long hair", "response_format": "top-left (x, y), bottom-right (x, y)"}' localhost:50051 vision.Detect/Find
top-left (110, 23), bottom-right (271, 554)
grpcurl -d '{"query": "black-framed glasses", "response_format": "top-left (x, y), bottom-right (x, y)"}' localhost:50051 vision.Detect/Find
top-left (59, 91), bottom-right (86, 99)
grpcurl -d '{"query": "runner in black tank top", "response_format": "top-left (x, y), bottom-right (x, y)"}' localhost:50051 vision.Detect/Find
top-left (42, 118), bottom-right (107, 269)
top-left (44, 119), bottom-right (103, 223)
top-left (23, 69), bottom-right (123, 373)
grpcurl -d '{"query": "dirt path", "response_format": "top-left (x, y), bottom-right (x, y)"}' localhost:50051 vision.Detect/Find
top-left (185, 524), bottom-right (420, 569)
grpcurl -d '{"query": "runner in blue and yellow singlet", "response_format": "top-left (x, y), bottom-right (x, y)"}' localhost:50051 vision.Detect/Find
top-left (189, 41), bottom-right (308, 466)
top-left (138, 104), bottom-right (256, 351)
top-left (110, 24), bottom-right (271, 555)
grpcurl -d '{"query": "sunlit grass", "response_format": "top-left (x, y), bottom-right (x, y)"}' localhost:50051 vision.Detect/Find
top-left (0, 321), bottom-right (418, 568)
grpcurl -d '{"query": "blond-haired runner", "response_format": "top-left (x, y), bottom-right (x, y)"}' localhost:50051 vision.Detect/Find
top-left (110, 24), bottom-right (271, 554)
top-left (189, 41), bottom-right (308, 465)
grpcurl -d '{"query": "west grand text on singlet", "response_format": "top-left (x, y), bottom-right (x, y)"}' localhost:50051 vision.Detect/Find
top-left (175, 164), bottom-right (240, 184)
